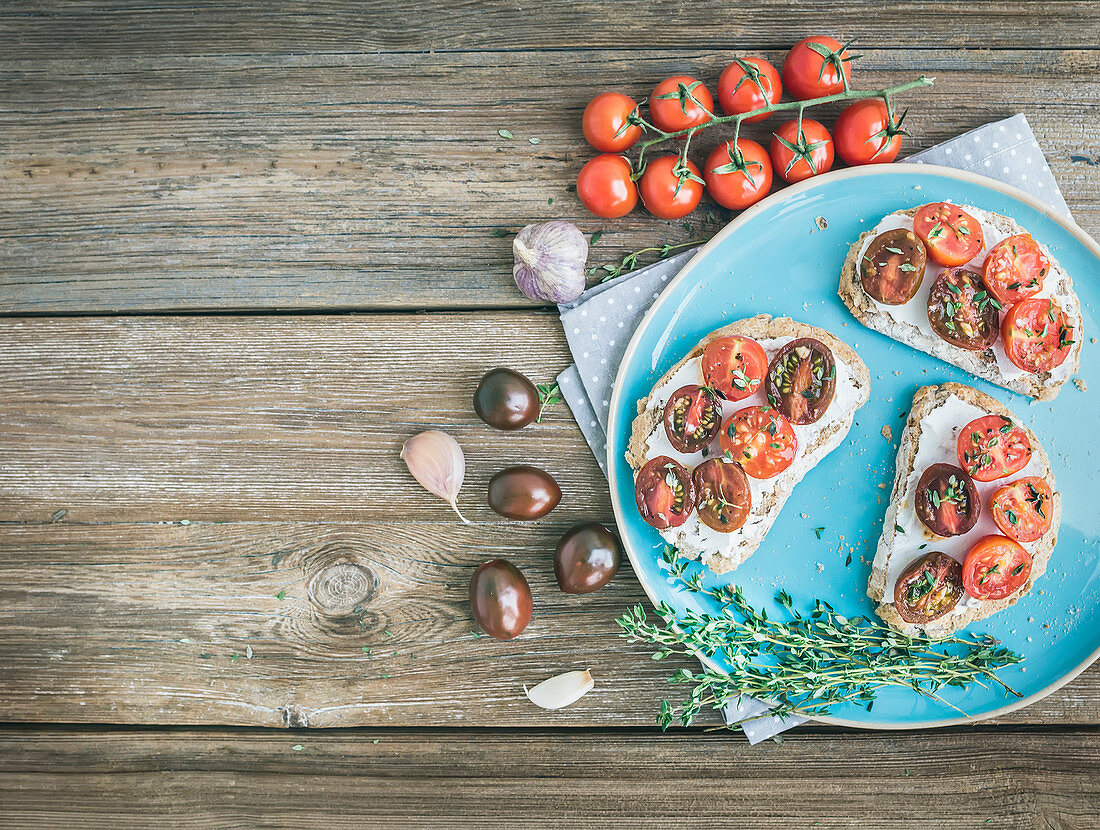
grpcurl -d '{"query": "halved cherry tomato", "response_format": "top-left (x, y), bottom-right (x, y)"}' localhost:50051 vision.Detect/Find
top-left (704, 139), bottom-right (773, 210)
top-left (834, 99), bottom-right (904, 166)
top-left (649, 76), bottom-right (713, 135)
top-left (634, 456), bottom-right (695, 530)
top-left (662, 385), bottom-right (722, 453)
top-left (962, 535), bottom-right (1032, 600)
top-left (915, 463), bottom-right (979, 537)
top-left (638, 155), bottom-right (703, 220)
top-left (770, 118), bottom-right (833, 184)
top-left (1001, 297), bottom-right (1075, 374)
top-left (692, 457), bottom-right (752, 533)
top-left (718, 406), bottom-right (798, 480)
top-left (717, 57), bottom-right (781, 123)
top-left (582, 92), bottom-right (643, 153)
top-left (956, 414), bottom-right (1032, 482)
top-left (990, 476), bottom-right (1054, 544)
top-left (860, 227), bottom-right (927, 304)
top-left (765, 337), bottom-right (836, 425)
top-left (982, 234), bottom-right (1050, 307)
top-left (701, 335), bottom-right (768, 401)
top-left (893, 551), bottom-right (963, 625)
top-left (781, 36), bottom-right (853, 100)
top-left (576, 154), bottom-right (638, 219)
top-left (927, 267), bottom-right (999, 351)
top-left (913, 203), bottom-right (985, 266)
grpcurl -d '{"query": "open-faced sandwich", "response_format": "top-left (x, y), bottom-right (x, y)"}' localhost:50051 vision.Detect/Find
top-left (869, 382), bottom-right (1060, 638)
top-left (625, 314), bottom-right (870, 574)
top-left (839, 202), bottom-right (1083, 401)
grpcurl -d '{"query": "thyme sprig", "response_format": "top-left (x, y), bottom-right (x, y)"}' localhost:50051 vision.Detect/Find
top-left (536, 382), bottom-right (563, 422)
top-left (617, 545), bottom-right (1022, 731)
top-left (588, 241), bottom-right (700, 283)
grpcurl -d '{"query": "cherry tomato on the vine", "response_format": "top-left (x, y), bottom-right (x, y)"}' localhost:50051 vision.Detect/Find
top-left (704, 139), bottom-right (773, 210)
top-left (834, 99), bottom-right (905, 166)
top-left (770, 118), bottom-right (834, 183)
top-left (649, 76), bottom-right (713, 135)
top-left (639, 155), bottom-right (703, 220)
top-left (582, 92), bottom-right (643, 153)
top-left (717, 57), bottom-right (782, 123)
top-left (576, 154), bottom-right (638, 219)
top-left (782, 36), bottom-right (854, 100)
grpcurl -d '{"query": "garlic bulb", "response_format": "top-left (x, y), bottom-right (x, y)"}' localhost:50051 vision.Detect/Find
top-left (524, 669), bottom-right (594, 710)
top-left (400, 430), bottom-right (471, 524)
top-left (512, 221), bottom-right (589, 303)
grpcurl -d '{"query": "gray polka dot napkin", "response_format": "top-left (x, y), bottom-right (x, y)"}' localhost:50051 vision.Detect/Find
top-left (556, 114), bottom-right (1070, 742)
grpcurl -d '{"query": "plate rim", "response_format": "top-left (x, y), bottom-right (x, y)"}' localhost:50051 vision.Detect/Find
top-left (605, 162), bottom-right (1100, 730)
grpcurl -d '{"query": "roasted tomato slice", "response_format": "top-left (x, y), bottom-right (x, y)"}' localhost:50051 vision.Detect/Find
top-left (1001, 297), bottom-right (1075, 374)
top-left (956, 414), bottom-right (1032, 482)
top-left (913, 202), bottom-right (984, 266)
top-left (662, 385), bottom-right (722, 453)
top-left (765, 337), bottom-right (836, 425)
top-left (701, 335), bottom-right (768, 401)
top-left (991, 476), bottom-right (1054, 544)
top-left (718, 405), bottom-right (798, 480)
top-left (915, 463), bottom-right (980, 537)
top-left (860, 227), bottom-right (927, 305)
top-left (634, 456), bottom-right (695, 530)
top-left (982, 234), bottom-right (1049, 307)
top-left (927, 267), bottom-right (999, 351)
top-left (962, 534), bottom-right (1032, 600)
top-left (692, 457), bottom-right (752, 533)
top-left (893, 551), bottom-right (964, 625)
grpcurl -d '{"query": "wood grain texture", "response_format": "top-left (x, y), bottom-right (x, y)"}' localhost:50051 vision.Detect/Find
top-left (2, 47), bottom-right (1098, 312)
top-left (1, 726), bottom-right (1098, 828)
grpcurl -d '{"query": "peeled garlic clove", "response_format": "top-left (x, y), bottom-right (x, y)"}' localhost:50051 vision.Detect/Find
top-left (400, 430), bottom-right (471, 524)
top-left (512, 221), bottom-right (588, 303)
top-left (524, 669), bottom-right (593, 710)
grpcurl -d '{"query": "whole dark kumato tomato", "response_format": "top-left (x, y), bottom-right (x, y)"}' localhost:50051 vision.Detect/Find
top-left (469, 559), bottom-right (532, 639)
top-left (473, 367), bottom-right (540, 430)
top-left (554, 523), bottom-right (622, 594)
top-left (488, 465), bottom-right (562, 520)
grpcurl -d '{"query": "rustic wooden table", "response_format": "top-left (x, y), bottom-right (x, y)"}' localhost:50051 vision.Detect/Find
top-left (2, 2), bottom-right (1099, 826)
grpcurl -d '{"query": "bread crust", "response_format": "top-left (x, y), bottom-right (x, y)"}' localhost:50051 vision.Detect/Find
top-left (868, 382), bottom-right (1060, 638)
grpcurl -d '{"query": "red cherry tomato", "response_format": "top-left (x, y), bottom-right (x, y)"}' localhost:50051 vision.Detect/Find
top-left (717, 57), bottom-right (781, 123)
top-left (834, 99), bottom-right (904, 166)
top-left (913, 202), bottom-right (985, 267)
top-left (982, 234), bottom-right (1050, 307)
top-left (649, 76), bottom-right (713, 135)
top-left (962, 535), bottom-right (1032, 601)
top-left (770, 118), bottom-right (834, 183)
top-left (576, 154), bottom-right (638, 219)
top-left (582, 92), bottom-right (643, 153)
top-left (634, 456), bottom-right (695, 530)
top-left (1001, 297), bottom-right (1075, 374)
top-left (639, 155), bottom-right (703, 220)
top-left (956, 414), bottom-right (1032, 482)
top-left (704, 139), bottom-right (773, 210)
top-left (718, 406), bottom-right (798, 480)
top-left (782, 36), bottom-right (853, 100)
top-left (990, 477), bottom-right (1054, 544)
top-left (701, 335), bottom-right (768, 401)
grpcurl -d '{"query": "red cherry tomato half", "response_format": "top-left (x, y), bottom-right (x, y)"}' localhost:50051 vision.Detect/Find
top-left (782, 36), bottom-right (853, 100)
top-left (717, 57), bottom-right (781, 123)
top-left (982, 234), bottom-right (1050, 307)
top-left (692, 457), bottom-right (752, 533)
top-left (915, 463), bottom-right (980, 537)
top-left (834, 99), bottom-right (903, 166)
top-left (962, 534), bottom-right (1032, 601)
top-left (662, 384), bottom-right (722, 453)
top-left (701, 335), bottom-right (768, 401)
top-left (576, 154), bottom-right (638, 219)
top-left (956, 414), bottom-right (1032, 482)
top-left (718, 405), bottom-right (798, 480)
top-left (770, 118), bottom-right (834, 184)
top-left (1001, 297), bottom-right (1075, 374)
top-left (582, 92), bottom-right (643, 153)
top-left (649, 76), bottom-right (713, 135)
top-left (913, 202), bottom-right (985, 267)
top-left (990, 476), bottom-right (1054, 544)
top-left (634, 456), bottom-right (695, 529)
top-left (639, 155), bottom-right (703, 220)
top-left (704, 139), bottom-right (773, 211)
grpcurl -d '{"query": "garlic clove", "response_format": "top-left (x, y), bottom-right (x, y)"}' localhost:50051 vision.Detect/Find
top-left (524, 669), bottom-right (594, 710)
top-left (400, 430), bottom-right (471, 524)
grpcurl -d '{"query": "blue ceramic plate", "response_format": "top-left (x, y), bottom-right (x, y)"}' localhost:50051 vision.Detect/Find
top-left (607, 164), bottom-right (1100, 728)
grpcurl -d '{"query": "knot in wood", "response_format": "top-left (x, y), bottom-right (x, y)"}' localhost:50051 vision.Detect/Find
top-left (309, 561), bottom-right (375, 616)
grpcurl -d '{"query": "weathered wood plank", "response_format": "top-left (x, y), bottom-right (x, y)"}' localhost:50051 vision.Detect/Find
top-left (1, 726), bottom-right (1098, 828)
top-left (2, 49), bottom-right (1098, 312)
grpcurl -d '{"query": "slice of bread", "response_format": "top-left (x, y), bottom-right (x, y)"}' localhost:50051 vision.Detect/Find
top-left (839, 206), bottom-right (1083, 401)
top-left (626, 314), bottom-right (870, 574)
top-left (868, 382), bottom-right (1060, 638)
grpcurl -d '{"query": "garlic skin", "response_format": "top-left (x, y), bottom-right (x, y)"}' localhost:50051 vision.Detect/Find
top-left (524, 669), bottom-right (594, 710)
top-left (512, 221), bottom-right (589, 303)
top-left (400, 430), bottom-right (471, 524)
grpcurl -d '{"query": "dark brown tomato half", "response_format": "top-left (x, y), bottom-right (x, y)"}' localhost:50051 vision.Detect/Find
top-left (634, 456), bottom-right (695, 530)
top-left (691, 457), bottom-right (752, 533)
top-left (926, 267), bottom-right (999, 351)
top-left (860, 227), bottom-right (928, 305)
top-left (765, 337), bottom-right (836, 425)
top-left (662, 384), bottom-right (722, 453)
top-left (893, 551), bottom-right (964, 625)
top-left (915, 463), bottom-right (980, 537)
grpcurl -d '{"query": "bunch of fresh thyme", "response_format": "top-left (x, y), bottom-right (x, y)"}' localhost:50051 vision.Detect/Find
top-left (617, 545), bottom-right (1022, 730)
